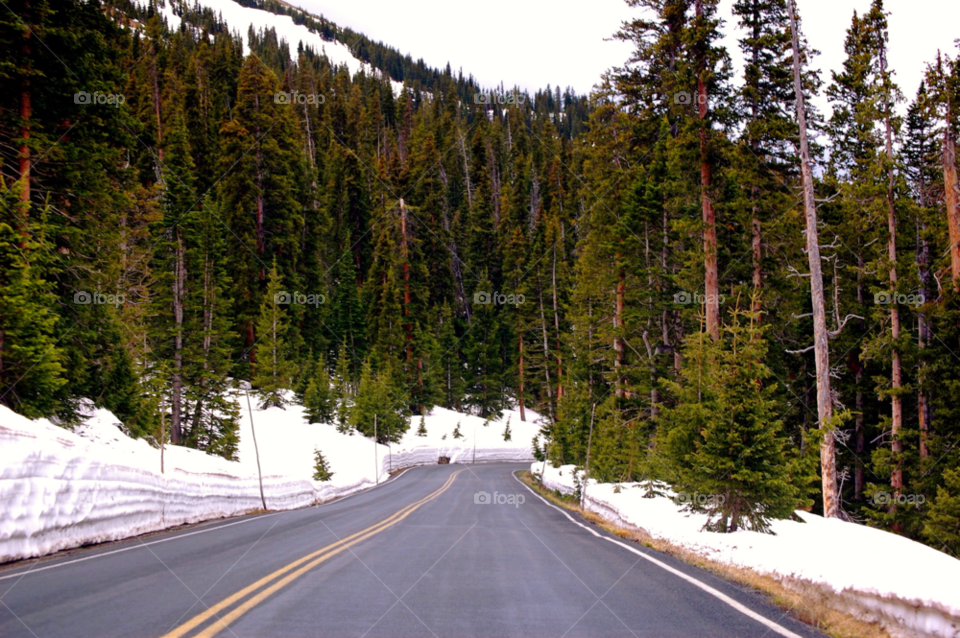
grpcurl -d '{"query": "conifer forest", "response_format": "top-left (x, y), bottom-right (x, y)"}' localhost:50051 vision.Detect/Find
top-left (2, 0), bottom-right (960, 555)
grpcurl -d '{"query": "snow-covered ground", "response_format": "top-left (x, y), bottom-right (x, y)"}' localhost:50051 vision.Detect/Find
top-left (135, 0), bottom-right (404, 94)
top-left (533, 463), bottom-right (960, 638)
top-left (0, 395), bottom-right (537, 564)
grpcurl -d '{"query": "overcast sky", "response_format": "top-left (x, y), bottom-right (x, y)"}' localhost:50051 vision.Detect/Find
top-left (289, 0), bottom-right (960, 113)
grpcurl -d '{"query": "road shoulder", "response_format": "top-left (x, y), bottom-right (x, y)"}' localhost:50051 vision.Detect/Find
top-left (516, 470), bottom-right (890, 638)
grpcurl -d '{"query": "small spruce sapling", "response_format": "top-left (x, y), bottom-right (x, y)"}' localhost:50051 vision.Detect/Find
top-left (532, 435), bottom-right (545, 462)
top-left (452, 421), bottom-right (463, 439)
top-left (416, 414), bottom-right (427, 437)
top-left (312, 448), bottom-right (334, 482)
top-left (503, 416), bottom-right (512, 441)
top-left (253, 261), bottom-right (295, 408)
top-left (303, 355), bottom-right (334, 424)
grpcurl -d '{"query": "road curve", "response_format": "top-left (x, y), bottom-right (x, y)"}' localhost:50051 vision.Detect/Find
top-left (0, 463), bottom-right (824, 637)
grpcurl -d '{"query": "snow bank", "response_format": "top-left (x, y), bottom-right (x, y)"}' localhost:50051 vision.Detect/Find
top-left (533, 463), bottom-right (960, 638)
top-left (0, 396), bottom-right (537, 564)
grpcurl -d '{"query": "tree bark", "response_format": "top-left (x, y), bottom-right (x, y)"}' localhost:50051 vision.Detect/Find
top-left (552, 239), bottom-right (563, 401)
top-left (538, 279), bottom-right (553, 420)
top-left (19, 25), bottom-right (30, 207)
top-left (614, 259), bottom-right (625, 398)
top-left (151, 45), bottom-right (163, 164)
top-left (944, 81), bottom-right (960, 291)
top-left (788, 0), bottom-right (839, 519)
top-left (695, 0), bottom-right (720, 340)
top-left (171, 227), bottom-right (185, 445)
top-left (881, 47), bottom-right (903, 501)
top-left (518, 325), bottom-right (526, 422)
top-left (253, 93), bottom-right (265, 261)
top-left (917, 191), bottom-right (932, 460)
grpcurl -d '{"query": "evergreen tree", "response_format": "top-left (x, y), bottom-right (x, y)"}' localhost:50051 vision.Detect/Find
top-left (333, 342), bottom-right (354, 433)
top-left (0, 187), bottom-right (64, 418)
top-left (351, 358), bottom-right (408, 443)
top-left (312, 448), bottom-right (334, 481)
top-left (253, 261), bottom-right (295, 408)
top-left (657, 310), bottom-right (803, 532)
top-left (303, 355), bottom-right (334, 424)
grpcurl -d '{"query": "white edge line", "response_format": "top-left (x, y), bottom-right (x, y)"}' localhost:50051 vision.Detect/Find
top-left (0, 464), bottom-right (420, 583)
top-left (513, 471), bottom-right (805, 638)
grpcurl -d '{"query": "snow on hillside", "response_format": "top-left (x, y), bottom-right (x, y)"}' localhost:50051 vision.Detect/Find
top-left (134, 0), bottom-right (404, 94)
top-left (534, 463), bottom-right (960, 638)
top-left (0, 395), bottom-right (537, 564)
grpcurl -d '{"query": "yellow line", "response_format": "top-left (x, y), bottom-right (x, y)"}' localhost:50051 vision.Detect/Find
top-left (161, 469), bottom-right (464, 638)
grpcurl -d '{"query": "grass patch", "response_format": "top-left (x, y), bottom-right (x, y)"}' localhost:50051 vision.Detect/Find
top-left (518, 471), bottom-right (891, 638)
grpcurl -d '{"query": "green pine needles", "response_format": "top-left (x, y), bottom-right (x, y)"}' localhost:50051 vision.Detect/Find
top-left (656, 309), bottom-right (805, 533)
top-left (312, 448), bottom-right (334, 482)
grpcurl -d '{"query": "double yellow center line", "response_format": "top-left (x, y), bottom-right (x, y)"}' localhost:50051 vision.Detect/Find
top-left (161, 469), bottom-right (465, 638)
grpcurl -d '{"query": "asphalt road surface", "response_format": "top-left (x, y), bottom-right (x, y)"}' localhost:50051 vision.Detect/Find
top-left (0, 463), bottom-right (825, 637)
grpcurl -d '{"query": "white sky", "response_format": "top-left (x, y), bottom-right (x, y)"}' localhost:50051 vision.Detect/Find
top-left (288, 0), bottom-right (959, 113)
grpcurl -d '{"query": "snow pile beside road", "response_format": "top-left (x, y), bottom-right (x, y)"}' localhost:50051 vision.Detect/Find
top-left (0, 396), bottom-right (538, 564)
top-left (533, 463), bottom-right (960, 638)
top-left (389, 407), bottom-right (539, 468)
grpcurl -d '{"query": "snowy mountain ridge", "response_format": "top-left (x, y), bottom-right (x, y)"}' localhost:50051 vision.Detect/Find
top-left (133, 0), bottom-right (405, 94)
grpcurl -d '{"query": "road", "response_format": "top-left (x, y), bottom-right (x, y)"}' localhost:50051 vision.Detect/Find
top-left (0, 463), bottom-right (824, 637)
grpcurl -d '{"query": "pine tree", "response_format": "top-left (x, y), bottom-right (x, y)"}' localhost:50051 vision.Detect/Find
top-left (464, 271), bottom-right (506, 417)
top-left (416, 414), bottom-right (427, 437)
top-left (351, 358), bottom-right (408, 443)
top-left (303, 355), bottom-right (334, 424)
top-left (0, 186), bottom-right (64, 418)
top-left (333, 342), bottom-right (354, 433)
top-left (253, 261), bottom-right (295, 408)
top-left (657, 309), bottom-right (802, 532)
top-left (312, 448), bottom-right (334, 481)
top-left (294, 350), bottom-right (317, 403)
top-left (452, 421), bottom-right (463, 439)
top-left (219, 54), bottom-right (305, 354)
top-left (503, 416), bottom-right (512, 442)
top-left (182, 197), bottom-right (241, 460)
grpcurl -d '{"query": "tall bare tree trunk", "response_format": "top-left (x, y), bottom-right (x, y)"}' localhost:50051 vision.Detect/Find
top-left (518, 325), bottom-right (526, 422)
top-left (917, 192), bottom-right (932, 460)
top-left (253, 93), bottom-right (265, 264)
top-left (19, 21), bottom-right (30, 207)
top-left (944, 79), bottom-right (960, 291)
top-left (855, 253), bottom-right (865, 500)
top-left (552, 241), bottom-right (563, 401)
top-left (695, 0), bottom-right (720, 340)
top-left (399, 199), bottom-right (422, 409)
top-left (788, 0), bottom-right (839, 519)
top-left (614, 261), bottom-right (625, 398)
top-left (151, 46), bottom-right (163, 164)
top-left (171, 227), bottom-right (185, 444)
top-left (748, 10), bottom-right (762, 319)
top-left (881, 49), bottom-right (903, 504)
